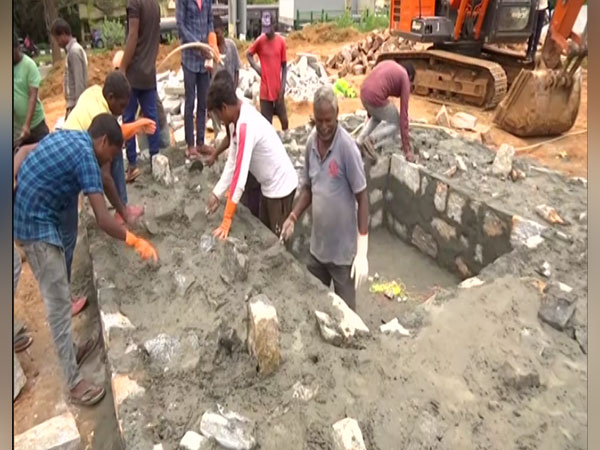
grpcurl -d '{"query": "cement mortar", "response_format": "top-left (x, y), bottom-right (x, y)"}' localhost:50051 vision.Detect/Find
top-left (86, 122), bottom-right (587, 449)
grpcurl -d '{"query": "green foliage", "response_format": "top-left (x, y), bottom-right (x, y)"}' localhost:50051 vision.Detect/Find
top-left (101, 19), bottom-right (125, 49)
top-left (334, 10), bottom-right (389, 32)
top-left (335, 11), bottom-right (355, 29)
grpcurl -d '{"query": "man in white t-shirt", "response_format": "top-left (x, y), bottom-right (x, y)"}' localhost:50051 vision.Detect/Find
top-left (205, 70), bottom-right (297, 239)
top-left (526, 0), bottom-right (549, 62)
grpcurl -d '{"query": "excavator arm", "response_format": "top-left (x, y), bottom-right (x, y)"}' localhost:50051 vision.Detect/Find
top-left (494, 0), bottom-right (586, 137)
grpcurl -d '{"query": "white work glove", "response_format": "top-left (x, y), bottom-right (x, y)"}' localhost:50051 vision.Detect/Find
top-left (351, 233), bottom-right (369, 289)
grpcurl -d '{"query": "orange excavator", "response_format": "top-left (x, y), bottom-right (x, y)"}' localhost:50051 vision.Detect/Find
top-left (378, 0), bottom-right (587, 136)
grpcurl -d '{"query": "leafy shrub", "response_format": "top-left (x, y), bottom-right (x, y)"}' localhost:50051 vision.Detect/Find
top-left (101, 19), bottom-right (125, 49)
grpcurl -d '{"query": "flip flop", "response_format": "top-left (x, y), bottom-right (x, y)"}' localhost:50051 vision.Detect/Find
top-left (126, 168), bottom-right (141, 183)
top-left (75, 334), bottom-right (100, 368)
top-left (70, 381), bottom-right (106, 407)
top-left (14, 334), bottom-right (33, 353)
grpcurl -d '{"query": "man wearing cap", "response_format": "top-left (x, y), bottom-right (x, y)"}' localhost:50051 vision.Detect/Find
top-left (176, 0), bottom-right (220, 160)
top-left (247, 12), bottom-right (288, 131)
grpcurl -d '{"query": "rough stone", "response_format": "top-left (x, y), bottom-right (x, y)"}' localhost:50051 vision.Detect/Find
top-left (315, 292), bottom-right (370, 347)
top-left (394, 221), bottom-right (408, 240)
top-left (480, 127), bottom-right (496, 147)
top-left (535, 204), bottom-right (567, 225)
top-left (420, 175), bottom-right (429, 196)
top-left (475, 244), bottom-right (483, 264)
top-left (143, 332), bottom-right (200, 372)
top-left (292, 378), bottom-right (320, 401)
top-left (112, 374), bottom-right (145, 413)
top-left (99, 311), bottom-right (135, 345)
top-left (435, 105), bottom-right (450, 128)
top-left (455, 155), bottom-right (468, 172)
top-left (525, 235), bottom-right (545, 249)
top-left (390, 154), bottom-right (420, 194)
top-left (370, 209), bottom-right (383, 229)
top-left (451, 112), bottom-right (477, 130)
top-left (14, 352), bottom-right (26, 400)
top-left (14, 412), bottom-right (80, 450)
top-left (247, 295), bottom-right (281, 376)
top-left (538, 297), bottom-right (576, 331)
top-left (222, 238), bottom-right (250, 282)
top-left (492, 144), bottom-right (515, 177)
top-left (459, 277), bottom-right (485, 289)
top-left (575, 327), bottom-right (588, 354)
top-left (332, 417), bottom-right (367, 450)
top-left (446, 192), bottom-right (466, 224)
top-left (434, 182), bottom-right (448, 212)
top-left (199, 405), bottom-right (256, 450)
top-left (179, 431), bottom-right (209, 450)
top-left (511, 215), bottom-right (547, 247)
top-left (411, 225), bottom-right (438, 259)
top-left (498, 361), bottom-right (540, 391)
top-left (483, 210), bottom-right (507, 237)
top-left (431, 218), bottom-right (456, 241)
top-left (369, 189), bottom-right (383, 205)
top-left (174, 127), bottom-right (186, 146)
top-left (455, 257), bottom-right (472, 278)
top-left (380, 318), bottom-right (411, 337)
top-left (369, 156), bottom-right (390, 179)
top-left (152, 154), bottom-right (174, 186)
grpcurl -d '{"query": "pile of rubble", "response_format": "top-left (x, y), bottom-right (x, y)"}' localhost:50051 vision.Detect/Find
top-left (326, 29), bottom-right (418, 77)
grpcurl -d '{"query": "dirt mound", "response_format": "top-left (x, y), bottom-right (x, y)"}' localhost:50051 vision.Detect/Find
top-left (288, 23), bottom-right (361, 44)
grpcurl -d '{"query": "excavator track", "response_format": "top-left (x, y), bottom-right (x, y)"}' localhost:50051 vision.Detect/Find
top-left (376, 49), bottom-right (508, 109)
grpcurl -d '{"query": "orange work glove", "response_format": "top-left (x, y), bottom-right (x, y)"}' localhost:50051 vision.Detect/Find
top-left (208, 31), bottom-right (221, 64)
top-left (121, 118), bottom-right (157, 140)
top-left (125, 231), bottom-right (158, 261)
top-left (212, 197), bottom-right (237, 240)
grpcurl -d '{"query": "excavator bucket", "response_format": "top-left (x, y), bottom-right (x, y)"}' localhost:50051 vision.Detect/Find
top-left (493, 68), bottom-right (581, 137)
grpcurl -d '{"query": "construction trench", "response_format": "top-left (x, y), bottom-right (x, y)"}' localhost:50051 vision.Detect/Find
top-left (83, 113), bottom-right (587, 450)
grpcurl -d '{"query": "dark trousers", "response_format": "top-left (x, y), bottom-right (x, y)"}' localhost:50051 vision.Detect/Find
top-left (58, 196), bottom-right (79, 284)
top-left (259, 189), bottom-right (296, 236)
top-left (123, 87), bottom-right (160, 167)
top-left (307, 253), bottom-right (356, 311)
top-left (260, 99), bottom-right (289, 131)
top-left (183, 67), bottom-right (210, 148)
top-left (14, 120), bottom-right (50, 151)
top-left (241, 173), bottom-right (261, 218)
top-left (527, 9), bottom-right (547, 60)
top-left (111, 149), bottom-right (128, 206)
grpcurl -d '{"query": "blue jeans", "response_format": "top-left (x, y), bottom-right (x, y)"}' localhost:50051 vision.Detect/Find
top-left (183, 67), bottom-right (210, 147)
top-left (59, 196), bottom-right (79, 283)
top-left (123, 87), bottom-right (160, 167)
top-left (111, 149), bottom-right (128, 206)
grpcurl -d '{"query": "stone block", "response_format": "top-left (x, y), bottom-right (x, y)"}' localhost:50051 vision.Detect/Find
top-left (14, 412), bottom-right (80, 450)
top-left (492, 144), bottom-right (515, 177)
top-left (411, 225), bottom-right (437, 259)
top-left (380, 318), bottom-right (411, 337)
top-left (152, 154), bottom-right (174, 186)
top-left (100, 310), bottom-right (135, 345)
top-left (369, 189), bottom-right (383, 206)
top-left (315, 293), bottom-right (370, 347)
top-left (199, 406), bottom-right (256, 450)
top-left (179, 431), bottom-right (209, 450)
top-left (332, 417), bottom-right (367, 450)
top-left (446, 191), bottom-right (466, 224)
top-left (247, 295), bottom-right (281, 376)
top-left (535, 204), bottom-right (567, 225)
top-left (431, 218), bottom-right (456, 241)
top-left (14, 352), bottom-right (26, 400)
top-left (390, 154), bottom-right (420, 194)
top-left (451, 112), bottom-right (477, 130)
top-left (143, 332), bottom-right (200, 372)
top-left (434, 182), bottom-right (448, 212)
top-left (483, 210), bottom-right (507, 237)
top-left (112, 374), bottom-right (145, 412)
top-left (498, 361), bottom-right (540, 391)
top-left (511, 215), bottom-right (547, 247)
top-left (435, 105), bottom-right (450, 128)
top-left (370, 209), bottom-right (383, 229)
top-left (369, 156), bottom-right (390, 179)
top-left (174, 127), bottom-right (186, 147)
top-left (538, 297), bottom-right (576, 331)
top-left (222, 238), bottom-right (250, 282)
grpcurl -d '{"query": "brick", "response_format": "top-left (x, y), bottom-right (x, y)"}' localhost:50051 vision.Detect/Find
top-left (332, 417), bottom-right (367, 450)
top-left (248, 295), bottom-right (281, 375)
top-left (446, 192), bottom-right (466, 224)
top-left (431, 218), bottom-right (456, 241)
top-left (14, 412), bottom-right (80, 450)
top-left (483, 210), bottom-right (507, 237)
top-left (412, 225), bottom-right (438, 258)
top-left (434, 182), bottom-right (448, 213)
top-left (390, 154), bottom-right (420, 194)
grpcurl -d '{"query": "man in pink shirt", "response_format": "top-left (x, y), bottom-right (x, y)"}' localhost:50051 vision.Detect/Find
top-left (246, 12), bottom-right (288, 130)
top-left (357, 60), bottom-right (416, 162)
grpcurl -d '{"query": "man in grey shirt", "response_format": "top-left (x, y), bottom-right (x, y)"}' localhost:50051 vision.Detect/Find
top-left (280, 86), bottom-right (370, 310)
top-left (51, 19), bottom-right (88, 118)
top-left (214, 15), bottom-right (240, 87)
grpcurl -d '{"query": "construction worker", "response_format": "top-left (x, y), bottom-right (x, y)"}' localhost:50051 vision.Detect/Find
top-left (356, 60), bottom-right (416, 163)
top-left (13, 33), bottom-right (48, 150)
top-left (214, 14), bottom-right (241, 87)
top-left (13, 114), bottom-right (157, 406)
top-left (50, 18), bottom-right (88, 118)
top-left (247, 12), bottom-right (288, 131)
top-left (281, 86), bottom-right (369, 311)
top-left (120, 0), bottom-right (161, 182)
top-left (176, 0), bottom-right (220, 160)
top-left (205, 70), bottom-right (297, 239)
top-left (527, 0), bottom-right (549, 62)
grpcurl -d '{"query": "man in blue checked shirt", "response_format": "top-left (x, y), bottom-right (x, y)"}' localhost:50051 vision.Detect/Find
top-left (13, 114), bottom-right (158, 407)
top-left (176, 0), bottom-right (220, 160)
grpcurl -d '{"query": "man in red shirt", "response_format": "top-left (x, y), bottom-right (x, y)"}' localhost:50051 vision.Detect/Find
top-left (357, 60), bottom-right (416, 162)
top-left (246, 12), bottom-right (288, 131)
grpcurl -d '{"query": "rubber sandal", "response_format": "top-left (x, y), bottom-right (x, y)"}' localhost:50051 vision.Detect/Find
top-left (76, 335), bottom-right (99, 367)
top-left (126, 168), bottom-right (141, 183)
top-left (71, 296), bottom-right (88, 317)
top-left (14, 334), bottom-right (33, 353)
top-left (70, 381), bottom-right (106, 407)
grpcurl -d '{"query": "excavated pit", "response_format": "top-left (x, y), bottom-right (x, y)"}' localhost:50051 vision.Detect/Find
top-left (86, 114), bottom-right (588, 449)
